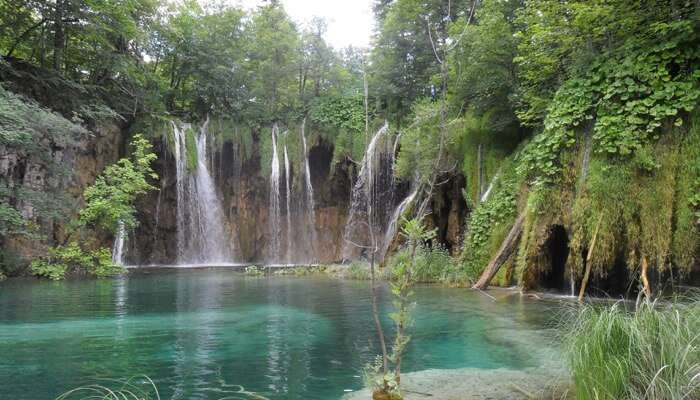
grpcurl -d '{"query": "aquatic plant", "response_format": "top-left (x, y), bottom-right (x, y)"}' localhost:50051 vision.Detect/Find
top-left (56, 376), bottom-right (160, 400)
top-left (55, 376), bottom-right (271, 400)
top-left (244, 265), bottom-right (265, 276)
top-left (564, 299), bottom-right (700, 400)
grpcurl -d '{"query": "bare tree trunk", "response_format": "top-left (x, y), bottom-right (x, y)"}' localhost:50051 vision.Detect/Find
top-left (472, 212), bottom-right (525, 290)
top-left (578, 215), bottom-right (603, 302)
top-left (364, 73), bottom-right (369, 144)
top-left (53, 0), bottom-right (64, 72)
top-left (370, 237), bottom-right (389, 375)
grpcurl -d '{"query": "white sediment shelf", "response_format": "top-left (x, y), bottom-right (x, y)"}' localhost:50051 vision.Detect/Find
top-left (342, 365), bottom-right (569, 400)
top-left (343, 305), bottom-right (568, 400)
top-left (124, 263), bottom-right (322, 270)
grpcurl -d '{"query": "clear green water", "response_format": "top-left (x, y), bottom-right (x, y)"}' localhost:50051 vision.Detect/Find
top-left (0, 269), bottom-right (561, 400)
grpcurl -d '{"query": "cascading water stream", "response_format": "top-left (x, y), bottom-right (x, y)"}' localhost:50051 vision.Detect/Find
top-left (283, 133), bottom-right (292, 264)
top-left (480, 172), bottom-right (500, 203)
top-left (300, 119), bottom-right (317, 262)
top-left (171, 119), bottom-right (232, 264)
top-left (268, 124), bottom-right (282, 262)
top-left (380, 182), bottom-right (419, 259)
top-left (112, 221), bottom-right (126, 265)
top-left (342, 122), bottom-right (398, 261)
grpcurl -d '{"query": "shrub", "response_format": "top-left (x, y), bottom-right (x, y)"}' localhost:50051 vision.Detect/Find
top-left (346, 261), bottom-right (371, 280)
top-left (564, 300), bottom-right (700, 400)
top-left (29, 260), bottom-right (68, 280)
top-left (30, 242), bottom-right (123, 280)
top-left (385, 245), bottom-right (454, 283)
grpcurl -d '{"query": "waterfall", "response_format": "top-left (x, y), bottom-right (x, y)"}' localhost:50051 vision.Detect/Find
top-left (268, 124), bottom-right (282, 262)
top-left (380, 183), bottom-right (419, 259)
top-left (171, 119), bottom-right (232, 265)
top-left (480, 172), bottom-right (500, 203)
top-left (342, 122), bottom-right (397, 261)
top-left (283, 134), bottom-right (292, 264)
top-left (300, 119), bottom-right (317, 262)
top-left (112, 221), bottom-right (126, 265)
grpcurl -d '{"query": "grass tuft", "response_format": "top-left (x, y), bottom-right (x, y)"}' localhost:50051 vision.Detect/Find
top-left (563, 299), bottom-right (700, 400)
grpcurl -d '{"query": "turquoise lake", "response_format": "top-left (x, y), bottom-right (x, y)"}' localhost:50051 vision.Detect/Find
top-left (0, 269), bottom-right (562, 399)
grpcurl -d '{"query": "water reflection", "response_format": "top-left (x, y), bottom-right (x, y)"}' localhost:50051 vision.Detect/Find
top-left (0, 271), bottom-right (562, 400)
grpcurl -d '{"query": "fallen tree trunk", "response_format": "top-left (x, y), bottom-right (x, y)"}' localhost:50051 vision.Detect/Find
top-left (472, 212), bottom-right (526, 290)
top-left (578, 214), bottom-right (604, 303)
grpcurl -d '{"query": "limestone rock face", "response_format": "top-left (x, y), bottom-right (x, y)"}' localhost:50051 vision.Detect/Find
top-left (0, 121), bottom-right (123, 264)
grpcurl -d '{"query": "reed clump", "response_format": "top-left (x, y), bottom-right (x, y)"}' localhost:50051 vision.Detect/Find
top-left (563, 299), bottom-right (700, 400)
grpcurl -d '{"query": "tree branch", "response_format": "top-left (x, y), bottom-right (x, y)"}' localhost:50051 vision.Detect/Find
top-left (6, 18), bottom-right (47, 58)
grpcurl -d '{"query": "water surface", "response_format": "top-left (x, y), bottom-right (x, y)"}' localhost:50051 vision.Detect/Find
top-left (0, 269), bottom-right (561, 399)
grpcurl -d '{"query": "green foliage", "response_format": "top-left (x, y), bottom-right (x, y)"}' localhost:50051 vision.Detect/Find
top-left (29, 260), bottom-right (67, 281)
top-left (448, 0), bottom-right (518, 119)
top-left (0, 84), bottom-right (86, 148)
top-left (0, 83), bottom-right (85, 243)
top-left (385, 245), bottom-right (453, 283)
top-left (309, 95), bottom-right (366, 134)
top-left (512, 0), bottom-right (695, 127)
top-left (564, 300), bottom-right (700, 400)
top-left (395, 99), bottom-right (447, 183)
top-left (0, 0), bottom-right (163, 118)
top-left (362, 356), bottom-right (400, 399)
top-left (567, 131), bottom-right (685, 279)
top-left (460, 162), bottom-right (520, 282)
top-left (30, 242), bottom-right (122, 280)
top-left (184, 127), bottom-right (198, 171)
top-left (345, 261), bottom-right (371, 280)
top-left (520, 20), bottom-right (700, 185)
top-left (208, 118), bottom-right (254, 162)
top-left (244, 265), bottom-right (265, 276)
top-left (0, 203), bottom-right (26, 237)
top-left (672, 114), bottom-right (700, 269)
top-left (309, 94), bottom-right (367, 164)
top-left (591, 22), bottom-right (700, 156)
top-left (369, 0), bottom-right (471, 121)
top-left (80, 134), bottom-right (158, 234)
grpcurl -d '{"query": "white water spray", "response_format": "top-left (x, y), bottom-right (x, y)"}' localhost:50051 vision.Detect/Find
top-left (480, 172), bottom-right (500, 203)
top-left (300, 119), bottom-right (317, 262)
top-left (268, 124), bottom-right (282, 262)
top-left (283, 133), bottom-right (292, 263)
top-left (171, 119), bottom-right (232, 264)
top-left (112, 221), bottom-right (126, 265)
top-left (342, 122), bottom-right (399, 261)
top-left (380, 183), bottom-right (419, 259)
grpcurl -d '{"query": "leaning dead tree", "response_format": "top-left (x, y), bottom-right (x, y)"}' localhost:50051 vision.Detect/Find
top-left (472, 212), bottom-right (526, 290)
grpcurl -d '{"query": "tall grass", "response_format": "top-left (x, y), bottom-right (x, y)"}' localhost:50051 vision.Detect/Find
top-left (564, 299), bottom-right (700, 400)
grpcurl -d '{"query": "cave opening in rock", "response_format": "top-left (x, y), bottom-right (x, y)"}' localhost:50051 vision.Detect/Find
top-left (540, 225), bottom-right (570, 292)
top-left (589, 254), bottom-right (633, 298)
